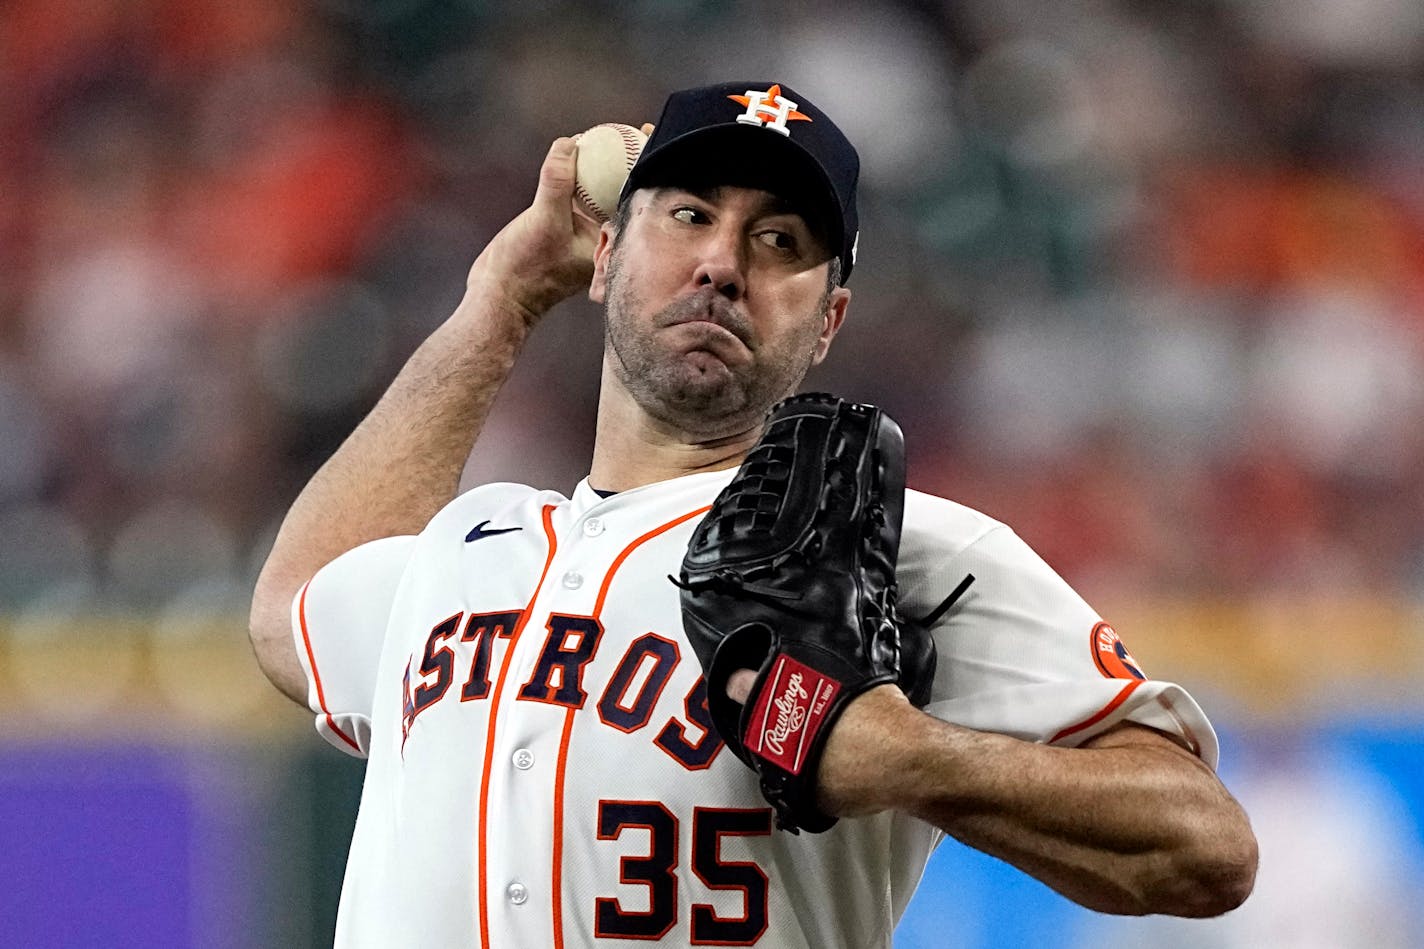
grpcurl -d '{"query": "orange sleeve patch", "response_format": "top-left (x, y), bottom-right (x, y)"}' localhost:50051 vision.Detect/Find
top-left (1091, 621), bottom-right (1147, 680)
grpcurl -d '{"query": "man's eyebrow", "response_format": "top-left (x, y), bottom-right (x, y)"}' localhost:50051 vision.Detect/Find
top-left (650, 185), bottom-right (722, 203)
top-left (650, 186), bottom-right (803, 219)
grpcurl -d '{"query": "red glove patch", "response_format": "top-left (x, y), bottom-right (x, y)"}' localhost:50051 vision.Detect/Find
top-left (744, 655), bottom-right (841, 775)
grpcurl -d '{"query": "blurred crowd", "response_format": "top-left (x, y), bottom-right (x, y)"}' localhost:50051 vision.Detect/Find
top-left (4, 0), bottom-right (1424, 626)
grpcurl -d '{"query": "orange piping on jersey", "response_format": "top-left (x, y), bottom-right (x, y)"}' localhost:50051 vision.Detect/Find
top-left (592, 505), bottom-right (712, 616)
top-left (297, 580), bottom-right (362, 754)
top-left (548, 696), bottom-right (579, 943)
top-left (1049, 680), bottom-right (1145, 745)
top-left (550, 503), bottom-right (713, 949)
top-left (1154, 692), bottom-right (1204, 758)
top-left (478, 504), bottom-right (559, 948)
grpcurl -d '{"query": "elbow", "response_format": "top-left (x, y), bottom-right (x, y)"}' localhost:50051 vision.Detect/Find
top-left (1146, 821), bottom-right (1259, 918)
top-left (248, 572), bottom-right (311, 706)
top-left (247, 603), bottom-right (283, 689)
top-left (247, 575), bottom-right (284, 673)
top-left (1172, 838), bottom-right (1258, 918)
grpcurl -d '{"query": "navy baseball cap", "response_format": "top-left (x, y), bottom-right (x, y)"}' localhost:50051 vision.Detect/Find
top-left (619, 81), bottom-right (861, 282)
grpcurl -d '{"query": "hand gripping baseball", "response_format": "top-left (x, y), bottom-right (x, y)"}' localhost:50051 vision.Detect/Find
top-left (463, 137), bottom-right (605, 322)
top-left (677, 394), bottom-right (937, 833)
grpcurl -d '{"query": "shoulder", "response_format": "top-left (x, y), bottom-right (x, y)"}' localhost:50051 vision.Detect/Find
top-left (902, 488), bottom-right (1008, 562)
top-left (901, 488), bottom-right (1077, 591)
top-left (422, 482), bottom-right (571, 539)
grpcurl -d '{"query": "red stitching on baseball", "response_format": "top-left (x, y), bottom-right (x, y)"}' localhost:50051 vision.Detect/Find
top-left (613, 123), bottom-right (643, 162)
top-left (573, 177), bottom-right (601, 221)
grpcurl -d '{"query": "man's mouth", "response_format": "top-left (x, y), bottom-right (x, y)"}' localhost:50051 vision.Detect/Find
top-left (662, 295), bottom-right (752, 348)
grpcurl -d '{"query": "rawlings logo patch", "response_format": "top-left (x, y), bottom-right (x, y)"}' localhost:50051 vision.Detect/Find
top-left (764, 672), bottom-right (808, 756)
top-left (1092, 621), bottom-right (1146, 680)
top-left (746, 655), bottom-right (839, 773)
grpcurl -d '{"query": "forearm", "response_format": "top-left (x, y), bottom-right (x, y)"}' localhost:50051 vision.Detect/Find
top-left (819, 688), bottom-right (1257, 917)
top-left (249, 136), bottom-right (598, 703)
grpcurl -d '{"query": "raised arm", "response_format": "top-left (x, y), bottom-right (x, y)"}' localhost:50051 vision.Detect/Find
top-left (248, 138), bottom-right (601, 704)
top-left (816, 685), bottom-right (1259, 917)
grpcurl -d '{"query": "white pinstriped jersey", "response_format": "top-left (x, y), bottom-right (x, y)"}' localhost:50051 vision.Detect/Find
top-left (293, 468), bottom-right (1217, 948)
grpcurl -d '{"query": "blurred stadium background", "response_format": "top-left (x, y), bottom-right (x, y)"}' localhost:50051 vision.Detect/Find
top-left (3, 0), bottom-right (1424, 945)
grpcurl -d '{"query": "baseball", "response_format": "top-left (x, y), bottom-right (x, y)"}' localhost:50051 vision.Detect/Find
top-left (572, 123), bottom-right (646, 223)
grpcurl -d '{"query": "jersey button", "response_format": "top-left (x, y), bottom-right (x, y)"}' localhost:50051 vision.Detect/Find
top-left (507, 882), bottom-right (529, 905)
top-left (512, 748), bottom-right (535, 770)
top-left (583, 517), bottom-right (604, 537)
top-left (561, 571), bottom-right (583, 590)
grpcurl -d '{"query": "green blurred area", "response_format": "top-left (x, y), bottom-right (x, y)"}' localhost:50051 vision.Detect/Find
top-left (267, 743), bottom-right (366, 948)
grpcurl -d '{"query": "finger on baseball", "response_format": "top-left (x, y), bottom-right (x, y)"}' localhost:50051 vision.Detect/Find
top-left (534, 137), bottom-right (579, 209)
top-left (641, 122), bottom-right (655, 136)
top-left (727, 668), bottom-right (757, 704)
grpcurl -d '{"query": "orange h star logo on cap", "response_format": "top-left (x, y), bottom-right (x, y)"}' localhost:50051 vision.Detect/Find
top-left (728, 84), bottom-right (812, 137)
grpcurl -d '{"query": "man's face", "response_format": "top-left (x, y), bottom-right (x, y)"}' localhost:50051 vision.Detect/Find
top-left (589, 185), bottom-right (850, 438)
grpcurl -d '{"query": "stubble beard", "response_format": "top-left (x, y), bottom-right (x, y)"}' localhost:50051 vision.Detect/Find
top-left (602, 252), bottom-right (826, 439)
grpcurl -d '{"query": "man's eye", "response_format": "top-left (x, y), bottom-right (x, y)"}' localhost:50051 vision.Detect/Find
top-left (672, 207), bottom-right (705, 224)
top-left (758, 230), bottom-right (795, 251)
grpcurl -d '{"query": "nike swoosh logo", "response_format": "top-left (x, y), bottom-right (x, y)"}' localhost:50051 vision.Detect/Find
top-left (465, 520), bottom-right (523, 542)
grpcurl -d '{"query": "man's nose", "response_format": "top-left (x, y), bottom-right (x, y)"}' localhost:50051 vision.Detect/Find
top-left (691, 230), bottom-right (746, 300)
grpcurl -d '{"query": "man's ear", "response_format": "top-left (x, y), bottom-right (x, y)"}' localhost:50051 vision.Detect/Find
top-left (810, 287), bottom-right (851, 365)
top-left (589, 224), bottom-right (616, 304)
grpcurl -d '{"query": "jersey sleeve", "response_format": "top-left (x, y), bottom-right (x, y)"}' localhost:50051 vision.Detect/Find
top-left (900, 501), bottom-right (1219, 769)
top-left (291, 536), bottom-right (417, 758)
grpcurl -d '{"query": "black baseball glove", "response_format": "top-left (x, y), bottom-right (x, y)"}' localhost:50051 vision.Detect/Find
top-left (677, 393), bottom-right (937, 833)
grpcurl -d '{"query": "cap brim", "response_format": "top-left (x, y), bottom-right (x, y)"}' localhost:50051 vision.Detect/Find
top-left (623, 124), bottom-right (845, 265)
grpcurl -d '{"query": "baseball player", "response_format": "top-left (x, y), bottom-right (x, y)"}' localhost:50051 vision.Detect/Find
top-left (249, 81), bottom-right (1257, 947)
